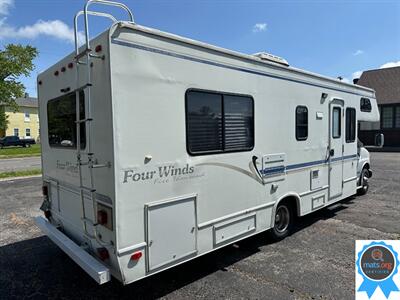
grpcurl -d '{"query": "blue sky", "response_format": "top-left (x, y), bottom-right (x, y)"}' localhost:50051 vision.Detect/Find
top-left (1, 0), bottom-right (399, 97)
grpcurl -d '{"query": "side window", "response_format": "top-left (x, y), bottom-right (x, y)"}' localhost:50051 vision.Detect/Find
top-left (295, 106), bottom-right (308, 141)
top-left (345, 107), bottom-right (356, 143)
top-left (332, 107), bottom-right (341, 138)
top-left (360, 97), bottom-right (372, 112)
top-left (47, 91), bottom-right (86, 149)
top-left (186, 90), bottom-right (254, 155)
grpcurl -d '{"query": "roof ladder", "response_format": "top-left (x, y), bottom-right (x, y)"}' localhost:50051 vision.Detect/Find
top-left (72, 0), bottom-right (134, 245)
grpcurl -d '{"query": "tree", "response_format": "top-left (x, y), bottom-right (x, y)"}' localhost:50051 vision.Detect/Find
top-left (0, 44), bottom-right (38, 132)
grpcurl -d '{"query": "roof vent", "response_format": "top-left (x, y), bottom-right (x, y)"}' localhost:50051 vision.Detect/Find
top-left (253, 52), bottom-right (289, 66)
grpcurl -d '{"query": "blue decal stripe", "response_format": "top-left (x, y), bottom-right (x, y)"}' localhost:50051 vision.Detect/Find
top-left (261, 154), bottom-right (358, 174)
top-left (111, 39), bottom-right (372, 98)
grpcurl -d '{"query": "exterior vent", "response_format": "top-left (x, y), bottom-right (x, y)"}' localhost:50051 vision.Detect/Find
top-left (253, 52), bottom-right (289, 66)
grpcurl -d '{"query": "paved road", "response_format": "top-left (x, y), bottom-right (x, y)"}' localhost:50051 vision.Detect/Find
top-left (0, 152), bottom-right (399, 299)
top-left (0, 156), bottom-right (41, 172)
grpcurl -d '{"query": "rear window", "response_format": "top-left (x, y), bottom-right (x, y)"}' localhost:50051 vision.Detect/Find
top-left (47, 91), bottom-right (86, 149)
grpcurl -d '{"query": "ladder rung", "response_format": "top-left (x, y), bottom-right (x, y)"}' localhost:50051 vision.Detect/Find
top-left (82, 217), bottom-right (97, 226)
top-left (75, 118), bottom-right (93, 124)
top-left (80, 186), bottom-right (96, 193)
top-left (90, 162), bottom-right (111, 169)
top-left (89, 53), bottom-right (105, 60)
top-left (75, 48), bottom-right (92, 60)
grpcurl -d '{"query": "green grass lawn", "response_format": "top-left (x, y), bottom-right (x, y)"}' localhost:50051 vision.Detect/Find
top-left (0, 144), bottom-right (41, 159)
top-left (0, 168), bottom-right (42, 179)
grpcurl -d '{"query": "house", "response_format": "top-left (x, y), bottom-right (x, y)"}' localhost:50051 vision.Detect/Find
top-left (0, 94), bottom-right (40, 141)
top-left (356, 66), bottom-right (400, 147)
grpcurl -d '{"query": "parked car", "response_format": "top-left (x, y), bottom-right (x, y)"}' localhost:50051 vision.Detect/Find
top-left (0, 136), bottom-right (36, 148)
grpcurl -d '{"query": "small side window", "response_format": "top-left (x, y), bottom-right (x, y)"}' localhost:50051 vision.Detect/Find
top-left (295, 106), bottom-right (308, 141)
top-left (360, 98), bottom-right (372, 112)
top-left (345, 108), bottom-right (356, 143)
top-left (332, 107), bottom-right (341, 138)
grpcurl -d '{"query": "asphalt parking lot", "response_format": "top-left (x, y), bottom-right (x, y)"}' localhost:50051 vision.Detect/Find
top-left (0, 152), bottom-right (399, 299)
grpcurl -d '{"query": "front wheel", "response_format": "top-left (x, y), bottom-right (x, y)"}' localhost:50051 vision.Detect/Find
top-left (357, 168), bottom-right (369, 195)
top-left (269, 202), bottom-right (294, 241)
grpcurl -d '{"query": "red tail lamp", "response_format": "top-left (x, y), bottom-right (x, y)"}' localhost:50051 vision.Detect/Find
top-left (61, 66), bottom-right (66, 72)
top-left (131, 251), bottom-right (142, 261)
top-left (97, 210), bottom-right (108, 225)
top-left (68, 62), bottom-right (74, 69)
top-left (54, 70), bottom-right (59, 76)
top-left (97, 248), bottom-right (109, 261)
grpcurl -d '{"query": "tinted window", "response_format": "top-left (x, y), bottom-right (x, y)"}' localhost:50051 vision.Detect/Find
top-left (345, 107), bottom-right (356, 143)
top-left (47, 91), bottom-right (86, 149)
top-left (332, 107), bottom-right (341, 138)
top-left (360, 98), bottom-right (372, 112)
top-left (295, 106), bottom-right (308, 140)
top-left (186, 90), bottom-right (254, 155)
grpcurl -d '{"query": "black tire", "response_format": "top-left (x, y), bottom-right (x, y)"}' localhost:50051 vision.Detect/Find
top-left (269, 201), bottom-right (294, 241)
top-left (357, 168), bottom-right (369, 196)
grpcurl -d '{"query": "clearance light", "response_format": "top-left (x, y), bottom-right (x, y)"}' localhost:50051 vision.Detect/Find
top-left (61, 66), bottom-right (66, 72)
top-left (131, 251), bottom-right (142, 261)
top-left (95, 44), bottom-right (102, 52)
top-left (54, 70), bottom-right (59, 76)
top-left (68, 62), bottom-right (74, 69)
top-left (97, 248), bottom-right (109, 261)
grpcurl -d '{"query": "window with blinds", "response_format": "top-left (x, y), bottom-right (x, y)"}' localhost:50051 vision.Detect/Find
top-left (186, 90), bottom-right (254, 155)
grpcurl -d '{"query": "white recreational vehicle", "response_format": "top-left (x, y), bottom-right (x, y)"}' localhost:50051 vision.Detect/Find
top-left (35, 0), bottom-right (382, 285)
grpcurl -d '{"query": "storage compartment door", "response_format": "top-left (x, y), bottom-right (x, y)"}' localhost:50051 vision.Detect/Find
top-left (146, 195), bottom-right (197, 272)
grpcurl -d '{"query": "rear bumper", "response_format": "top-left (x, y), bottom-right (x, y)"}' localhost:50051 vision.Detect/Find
top-left (34, 216), bottom-right (111, 284)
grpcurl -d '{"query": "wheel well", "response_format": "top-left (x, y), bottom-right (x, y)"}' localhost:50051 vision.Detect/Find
top-left (364, 163), bottom-right (370, 170)
top-left (278, 195), bottom-right (300, 217)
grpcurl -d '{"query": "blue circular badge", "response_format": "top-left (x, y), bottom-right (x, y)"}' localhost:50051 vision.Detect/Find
top-left (357, 241), bottom-right (400, 298)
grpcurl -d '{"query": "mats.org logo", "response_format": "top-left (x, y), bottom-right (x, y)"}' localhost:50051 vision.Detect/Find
top-left (356, 240), bottom-right (400, 300)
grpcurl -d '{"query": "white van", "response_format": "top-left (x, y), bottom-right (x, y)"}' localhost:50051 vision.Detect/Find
top-left (35, 0), bottom-right (381, 285)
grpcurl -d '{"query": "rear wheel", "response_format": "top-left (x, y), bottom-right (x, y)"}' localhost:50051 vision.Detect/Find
top-left (357, 168), bottom-right (369, 195)
top-left (269, 202), bottom-right (294, 240)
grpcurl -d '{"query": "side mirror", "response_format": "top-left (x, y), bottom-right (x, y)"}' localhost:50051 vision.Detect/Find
top-left (375, 133), bottom-right (384, 148)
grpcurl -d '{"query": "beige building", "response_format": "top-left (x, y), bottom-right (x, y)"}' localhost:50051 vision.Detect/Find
top-left (0, 95), bottom-right (40, 141)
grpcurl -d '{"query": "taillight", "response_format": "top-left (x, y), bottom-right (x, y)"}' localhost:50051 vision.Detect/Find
top-left (131, 251), bottom-right (142, 261)
top-left (97, 248), bottom-right (109, 261)
top-left (96, 202), bottom-right (113, 230)
top-left (97, 210), bottom-right (108, 225)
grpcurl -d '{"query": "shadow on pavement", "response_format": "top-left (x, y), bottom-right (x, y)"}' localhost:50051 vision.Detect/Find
top-left (0, 198), bottom-right (354, 299)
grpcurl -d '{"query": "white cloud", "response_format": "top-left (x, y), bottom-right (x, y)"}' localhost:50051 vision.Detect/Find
top-left (380, 61), bottom-right (400, 69)
top-left (341, 77), bottom-right (350, 83)
top-left (0, 19), bottom-right (84, 44)
top-left (352, 70), bottom-right (363, 79)
top-left (353, 49), bottom-right (364, 56)
top-left (0, 0), bottom-right (13, 16)
top-left (253, 23), bottom-right (267, 33)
